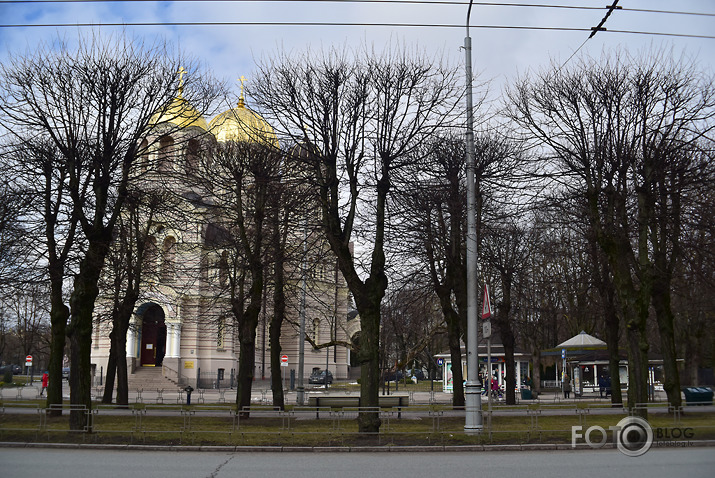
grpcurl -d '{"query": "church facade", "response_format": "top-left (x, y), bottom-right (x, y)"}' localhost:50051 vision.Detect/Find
top-left (90, 85), bottom-right (357, 389)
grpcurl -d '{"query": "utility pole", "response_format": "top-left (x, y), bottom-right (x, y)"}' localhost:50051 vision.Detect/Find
top-left (464, 0), bottom-right (483, 435)
top-left (296, 217), bottom-right (308, 405)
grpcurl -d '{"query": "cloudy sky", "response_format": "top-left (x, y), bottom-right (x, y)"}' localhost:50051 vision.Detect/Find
top-left (1, 0), bottom-right (713, 102)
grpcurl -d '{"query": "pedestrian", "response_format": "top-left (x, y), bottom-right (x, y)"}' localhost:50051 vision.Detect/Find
top-left (40, 371), bottom-right (49, 396)
top-left (563, 373), bottom-right (571, 399)
top-left (598, 375), bottom-right (606, 398)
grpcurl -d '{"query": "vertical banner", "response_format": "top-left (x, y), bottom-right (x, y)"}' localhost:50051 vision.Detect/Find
top-left (445, 362), bottom-right (454, 392)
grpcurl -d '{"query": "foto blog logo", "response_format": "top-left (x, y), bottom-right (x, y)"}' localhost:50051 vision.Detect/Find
top-left (572, 416), bottom-right (653, 457)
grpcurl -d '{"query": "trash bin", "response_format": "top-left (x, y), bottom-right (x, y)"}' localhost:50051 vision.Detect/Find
top-left (682, 387), bottom-right (713, 405)
top-left (521, 389), bottom-right (532, 400)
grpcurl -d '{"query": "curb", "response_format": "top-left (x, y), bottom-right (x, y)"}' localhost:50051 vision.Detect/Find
top-left (1, 440), bottom-right (714, 452)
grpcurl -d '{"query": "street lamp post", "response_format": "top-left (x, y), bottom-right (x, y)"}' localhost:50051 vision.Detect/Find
top-left (296, 217), bottom-right (308, 405)
top-left (464, 0), bottom-right (483, 434)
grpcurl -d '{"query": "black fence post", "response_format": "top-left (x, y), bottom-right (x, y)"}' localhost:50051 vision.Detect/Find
top-left (196, 367), bottom-right (201, 389)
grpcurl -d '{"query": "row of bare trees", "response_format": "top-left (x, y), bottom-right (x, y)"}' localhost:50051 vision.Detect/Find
top-left (0, 31), bottom-right (712, 433)
top-left (0, 33), bottom-right (222, 429)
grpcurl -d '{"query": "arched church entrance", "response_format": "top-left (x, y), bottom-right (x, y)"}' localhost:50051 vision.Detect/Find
top-left (139, 304), bottom-right (167, 367)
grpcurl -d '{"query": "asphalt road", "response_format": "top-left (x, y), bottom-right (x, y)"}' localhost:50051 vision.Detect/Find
top-left (1, 447), bottom-right (713, 478)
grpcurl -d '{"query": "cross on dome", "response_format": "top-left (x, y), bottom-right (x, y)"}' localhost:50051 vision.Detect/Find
top-left (178, 66), bottom-right (187, 97)
top-left (237, 75), bottom-right (247, 107)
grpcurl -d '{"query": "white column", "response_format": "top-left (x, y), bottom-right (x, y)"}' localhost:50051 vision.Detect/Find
top-left (127, 325), bottom-right (136, 358)
top-left (171, 323), bottom-right (181, 358)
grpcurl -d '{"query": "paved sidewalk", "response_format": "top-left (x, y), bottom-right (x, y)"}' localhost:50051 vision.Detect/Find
top-left (0, 378), bottom-right (683, 411)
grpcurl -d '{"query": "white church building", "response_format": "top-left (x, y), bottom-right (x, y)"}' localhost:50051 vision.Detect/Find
top-left (91, 81), bottom-right (358, 388)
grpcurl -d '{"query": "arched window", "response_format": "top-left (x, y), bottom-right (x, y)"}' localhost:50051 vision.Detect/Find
top-left (185, 139), bottom-right (200, 176)
top-left (218, 251), bottom-right (229, 286)
top-left (217, 316), bottom-right (226, 350)
top-left (158, 136), bottom-right (174, 173)
top-left (138, 139), bottom-right (150, 173)
top-left (144, 235), bottom-right (158, 276)
top-left (312, 318), bottom-right (321, 346)
top-left (161, 236), bottom-right (176, 282)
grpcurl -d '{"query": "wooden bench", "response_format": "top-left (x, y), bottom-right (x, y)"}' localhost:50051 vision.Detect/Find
top-left (307, 394), bottom-right (409, 418)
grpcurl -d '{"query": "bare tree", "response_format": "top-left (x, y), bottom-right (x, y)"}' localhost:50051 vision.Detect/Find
top-left (197, 137), bottom-right (282, 415)
top-left (393, 131), bottom-right (519, 406)
top-left (481, 216), bottom-right (538, 405)
top-left (250, 45), bottom-right (461, 432)
top-left (0, 32), bottom-right (220, 428)
top-left (99, 188), bottom-right (178, 405)
top-left (507, 49), bottom-right (715, 412)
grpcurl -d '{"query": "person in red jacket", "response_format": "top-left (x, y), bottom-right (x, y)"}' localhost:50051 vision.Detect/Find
top-left (40, 372), bottom-right (49, 396)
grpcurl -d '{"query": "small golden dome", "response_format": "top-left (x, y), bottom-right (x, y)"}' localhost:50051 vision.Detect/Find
top-left (209, 98), bottom-right (278, 147)
top-left (149, 96), bottom-right (209, 131)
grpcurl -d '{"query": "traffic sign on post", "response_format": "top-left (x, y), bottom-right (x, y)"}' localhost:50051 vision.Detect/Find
top-left (481, 284), bottom-right (492, 320)
top-left (25, 355), bottom-right (33, 367)
top-left (280, 354), bottom-right (288, 367)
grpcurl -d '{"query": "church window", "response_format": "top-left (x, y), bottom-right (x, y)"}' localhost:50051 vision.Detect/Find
top-left (161, 236), bottom-right (176, 282)
top-left (185, 139), bottom-right (200, 176)
top-left (144, 235), bottom-right (158, 275)
top-left (217, 316), bottom-right (226, 350)
top-left (312, 318), bottom-right (320, 346)
top-left (158, 135), bottom-right (174, 173)
top-left (138, 139), bottom-right (149, 173)
top-left (218, 251), bottom-right (229, 286)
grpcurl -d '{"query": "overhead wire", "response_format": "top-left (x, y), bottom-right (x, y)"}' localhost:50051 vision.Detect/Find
top-left (0, 20), bottom-right (711, 41)
top-left (555, 0), bottom-right (620, 74)
top-left (0, 0), bottom-right (711, 40)
top-left (0, 0), bottom-right (713, 19)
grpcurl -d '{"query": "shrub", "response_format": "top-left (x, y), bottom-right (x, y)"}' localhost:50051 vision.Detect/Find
top-left (2, 369), bottom-right (12, 384)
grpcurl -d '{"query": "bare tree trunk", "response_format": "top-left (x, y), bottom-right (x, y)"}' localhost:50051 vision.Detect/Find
top-left (236, 311), bottom-right (258, 417)
top-left (47, 290), bottom-right (69, 416)
top-left (269, 240), bottom-right (286, 410)
top-left (116, 334), bottom-right (130, 407)
top-left (356, 298), bottom-right (382, 433)
top-left (67, 240), bottom-right (110, 431)
top-left (235, 274), bottom-right (263, 417)
top-left (531, 350), bottom-right (541, 396)
top-left (102, 330), bottom-right (117, 404)
top-left (501, 329), bottom-right (517, 405)
top-left (652, 284), bottom-right (682, 407)
top-left (447, 329), bottom-right (465, 408)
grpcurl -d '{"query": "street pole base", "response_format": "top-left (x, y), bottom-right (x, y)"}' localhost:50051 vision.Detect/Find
top-left (464, 425), bottom-right (483, 435)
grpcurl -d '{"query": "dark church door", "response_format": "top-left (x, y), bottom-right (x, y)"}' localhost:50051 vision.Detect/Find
top-left (140, 305), bottom-right (166, 366)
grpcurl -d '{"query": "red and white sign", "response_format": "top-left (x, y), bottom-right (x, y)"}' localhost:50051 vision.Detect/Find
top-left (481, 284), bottom-right (493, 320)
top-left (25, 355), bottom-right (33, 366)
top-left (280, 354), bottom-right (288, 367)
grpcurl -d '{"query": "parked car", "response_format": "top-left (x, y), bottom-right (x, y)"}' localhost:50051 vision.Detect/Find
top-left (406, 368), bottom-right (426, 381)
top-left (382, 370), bottom-right (404, 382)
top-left (11, 364), bottom-right (22, 374)
top-left (308, 369), bottom-right (333, 384)
top-left (62, 367), bottom-right (70, 380)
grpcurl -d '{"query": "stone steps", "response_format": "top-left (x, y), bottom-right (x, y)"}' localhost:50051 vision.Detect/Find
top-left (127, 367), bottom-right (178, 390)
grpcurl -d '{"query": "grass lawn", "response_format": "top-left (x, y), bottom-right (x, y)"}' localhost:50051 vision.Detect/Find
top-left (1, 399), bottom-right (713, 447)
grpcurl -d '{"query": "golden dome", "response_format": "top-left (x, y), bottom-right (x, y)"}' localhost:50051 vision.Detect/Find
top-left (149, 95), bottom-right (209, 131)
top-left (209, 98), bottom-right (278, 147)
